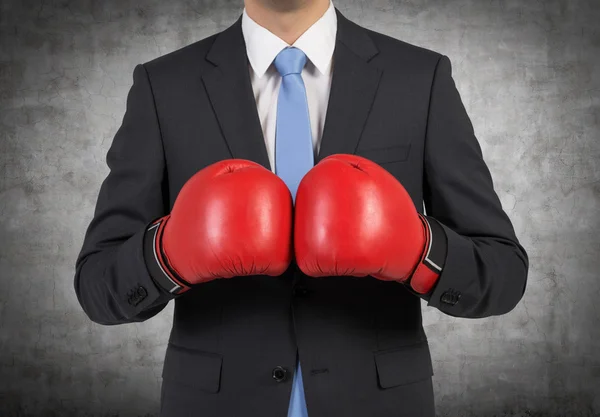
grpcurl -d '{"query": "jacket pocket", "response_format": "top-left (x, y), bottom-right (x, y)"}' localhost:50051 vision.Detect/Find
top-left (373, 340), bottom-right (433, 389)
top-left (162, 343), bottom-right (223, 394)
top-left (355, 144), bottom-right (411, 165)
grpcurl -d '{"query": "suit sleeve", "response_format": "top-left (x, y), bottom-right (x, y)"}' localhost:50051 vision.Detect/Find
top-left (417, 55), bottom-right (529, 318)
top-left (74, 64), bottom-right (178, 325)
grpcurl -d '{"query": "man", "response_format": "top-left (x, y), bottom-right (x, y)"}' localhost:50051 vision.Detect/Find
top-left (74, 0), bottom-right (529, 416)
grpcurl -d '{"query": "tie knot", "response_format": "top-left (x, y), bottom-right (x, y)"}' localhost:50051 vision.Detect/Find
top-left (274, 47), bottom-right (307, 77)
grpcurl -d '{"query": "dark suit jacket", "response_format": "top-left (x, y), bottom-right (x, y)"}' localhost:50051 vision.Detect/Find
top-left (74, 8), bottom-right (529, 417)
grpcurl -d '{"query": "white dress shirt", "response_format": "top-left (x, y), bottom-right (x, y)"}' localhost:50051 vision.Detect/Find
top-left (241, 1), bottom-right (337, 172)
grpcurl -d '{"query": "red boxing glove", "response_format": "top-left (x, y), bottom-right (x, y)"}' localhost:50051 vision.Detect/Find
top-left (149, 159), bottom-right (293, 292)
top-left (294, 154), bottom-right (445, 294)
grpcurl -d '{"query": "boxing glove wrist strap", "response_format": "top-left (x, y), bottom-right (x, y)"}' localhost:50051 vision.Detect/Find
top-left (406, 215), bottom-right (447, 294)
top-left (143, 216), bottom-right (192, 295)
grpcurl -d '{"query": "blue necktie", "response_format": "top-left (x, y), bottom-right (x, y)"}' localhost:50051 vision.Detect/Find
top-left (274, 47), bottom-right (314, 202)
top-left (273, 47), bottom-right (312, 417)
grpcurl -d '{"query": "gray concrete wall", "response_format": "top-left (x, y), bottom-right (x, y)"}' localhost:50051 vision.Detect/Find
top-left (0, 0), bottom-right (598, 415)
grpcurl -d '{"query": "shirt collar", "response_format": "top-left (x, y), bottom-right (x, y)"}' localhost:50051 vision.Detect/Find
top-left (241, 1), bottom-right (337, 77)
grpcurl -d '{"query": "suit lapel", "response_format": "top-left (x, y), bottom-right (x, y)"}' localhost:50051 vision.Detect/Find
top-left (202, 16), bottom-right (271, 171)
top-left (201, 9), bottom-right (381, 169)
top-left (317, 9), bottom-right (382, 162)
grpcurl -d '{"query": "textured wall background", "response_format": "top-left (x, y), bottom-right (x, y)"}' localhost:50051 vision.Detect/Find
top-left (0, 0), bottom-right (599, 415)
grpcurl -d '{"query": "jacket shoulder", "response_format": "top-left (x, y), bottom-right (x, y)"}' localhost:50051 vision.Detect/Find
top-left (142, 33), bottom-right (219, 75)
top-left (363, 26), bottom-right (444, 69)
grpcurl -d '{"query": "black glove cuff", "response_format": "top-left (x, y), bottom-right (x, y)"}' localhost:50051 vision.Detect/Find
top-left (143, 217), bottom-right (192, 295)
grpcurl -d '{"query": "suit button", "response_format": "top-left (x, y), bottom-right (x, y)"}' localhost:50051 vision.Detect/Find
top-left (441, 289), bottom-right (461, 306)
top-left (293, 287), bottom-right (310, 297)
top-left (136, 286), bottom-right (148, 298)
top-left (127, 286), bottom-right (148, 306)
top-left (272, 366), bottom-right (288, 382)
